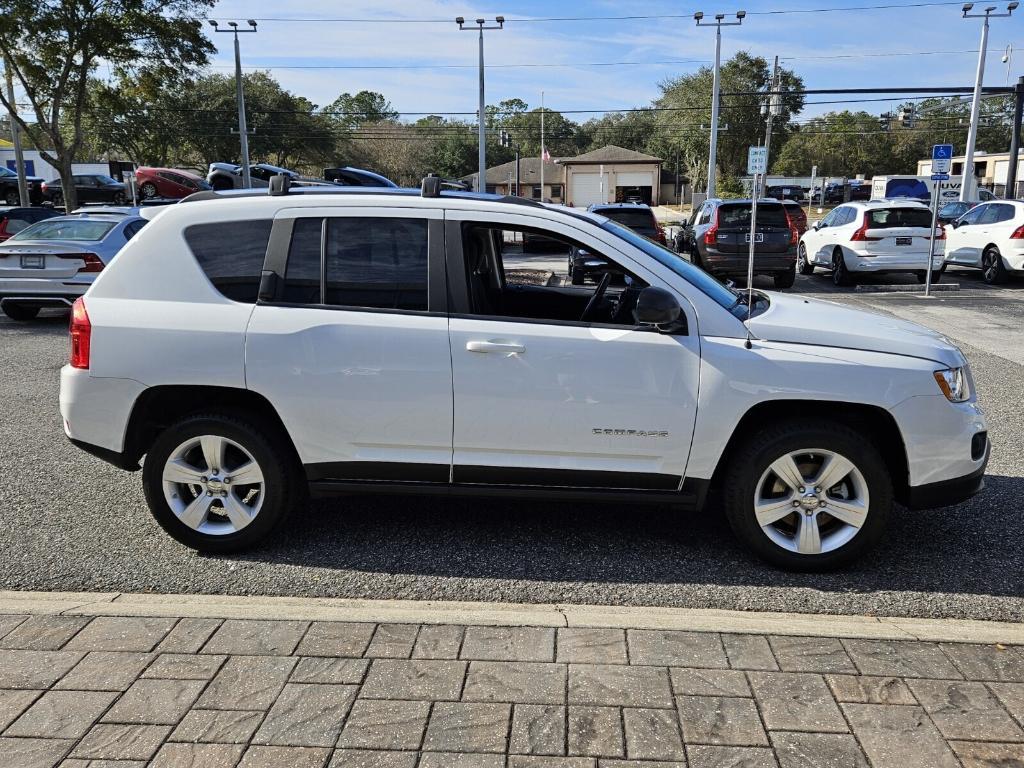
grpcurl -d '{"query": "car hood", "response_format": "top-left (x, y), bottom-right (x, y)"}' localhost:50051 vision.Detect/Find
top-left (747, 292), bottom-right (964, 368)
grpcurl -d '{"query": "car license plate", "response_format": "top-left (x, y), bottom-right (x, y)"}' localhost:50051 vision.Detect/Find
top-left (20, 254), bottom-right (44, 269)
top-left (895, 237), bottom-right (912, 246)
top-left (745, 233), bottom-right (764, 243)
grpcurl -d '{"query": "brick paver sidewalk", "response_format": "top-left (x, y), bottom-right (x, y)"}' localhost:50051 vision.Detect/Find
top-left (0, 607), bottom-right (1023, 767)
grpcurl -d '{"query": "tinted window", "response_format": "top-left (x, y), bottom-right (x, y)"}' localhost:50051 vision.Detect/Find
top-left (325, 218), bottom-right (427, 310)
top-left (282, 216), bottom-right (429, 311)
top-left (866, 208), bottom-right (932, 228)
top-left (184, 219), bottom-right (273, 303)
top-left (598, 209), bottom-right (656, 232)
top-left (980, 203), bottom-right (1014, 224)
top-left (123, 220), bottom-right (146, 240)
top-left (717, 203), bottom-right (789, 228)
top-left (282, 218), bottom-right (323, 303)
top-left (4, 215), bottom-right (30, 234)
top-left (698, 205), bottom-right (712, 225)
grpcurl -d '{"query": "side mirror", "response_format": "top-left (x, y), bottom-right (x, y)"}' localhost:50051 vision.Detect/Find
top-left (952, 220), bottom-right (961, 228)
top-left (635, 286), bottom-right (685, 333)
top-left (813, 221), bottom-right (823, 230)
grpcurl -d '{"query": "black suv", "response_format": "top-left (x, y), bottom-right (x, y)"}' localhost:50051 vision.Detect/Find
top-left (570, 203), bottom-right (667, 284)
top-left (0, 166), bottom-right (44, 205)
top-left (41, 174), bottom-right (126, 207)
top-left (677, 198), bottom-right (799, 289)
top-left (765, 185), bottom-right (805, 202)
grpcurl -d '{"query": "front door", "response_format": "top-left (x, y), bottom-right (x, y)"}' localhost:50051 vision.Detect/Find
top-left (945, 203), bottom-right (988, 265)
top-left (245, 207), bottom-right (453, 484)
top-left (445, 211), bottom-right (700, 490)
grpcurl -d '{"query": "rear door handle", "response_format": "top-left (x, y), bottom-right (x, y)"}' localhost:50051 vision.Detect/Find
top-left (466, 340), bottom-right (525, 354)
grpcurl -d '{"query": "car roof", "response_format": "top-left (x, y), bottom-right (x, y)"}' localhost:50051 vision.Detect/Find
top-left (854, 199), bottom-right (929, 208)
top-left (588, 202), bottom-right (651, 210)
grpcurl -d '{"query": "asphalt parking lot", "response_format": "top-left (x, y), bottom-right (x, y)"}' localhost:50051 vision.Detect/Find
top-left (2, 267), bottom-right (1022, 621)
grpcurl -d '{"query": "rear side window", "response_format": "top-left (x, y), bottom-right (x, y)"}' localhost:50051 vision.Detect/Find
top-left (866, 208), bottom-right (932, 228)
top-left (282, 216), bottom-right (429, 311)
top-left (718, 203), bottom-right (789, 228)
top-left (184, 219), bottom-right (273, 303)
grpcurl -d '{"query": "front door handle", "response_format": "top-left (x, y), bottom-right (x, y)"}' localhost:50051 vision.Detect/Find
top-left (466, 340), bottom-right (525, 354)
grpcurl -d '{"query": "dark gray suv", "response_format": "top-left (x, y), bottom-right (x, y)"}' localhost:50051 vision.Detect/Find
top-left (677, 198), bottom-right (799, 289)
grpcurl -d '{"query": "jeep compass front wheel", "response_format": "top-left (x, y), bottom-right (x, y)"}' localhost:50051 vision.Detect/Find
top-left (723, 420), bottom-right (891, 570)
top-left (142, 413), bottom-right (297, 552)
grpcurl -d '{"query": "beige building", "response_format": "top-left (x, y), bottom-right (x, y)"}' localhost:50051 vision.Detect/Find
top-left (917, 150), bottom-right (1024, 195)
top-left (464, 145), bottom-right (664, 208)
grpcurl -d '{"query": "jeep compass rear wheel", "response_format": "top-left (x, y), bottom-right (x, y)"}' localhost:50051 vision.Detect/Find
top-left (142, 414), bottom-right (296, 552)
top-left (723, 420), bottom-right (891, 570)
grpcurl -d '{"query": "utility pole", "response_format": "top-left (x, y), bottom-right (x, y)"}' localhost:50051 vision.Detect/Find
top-left (760, 56), bottom-right (782, 200)
top-left (499, 129), bottom-right (520, 196)
top-left (3, 57), bottom-right (27, 206)
top-left (457, 16), bottom-right (504, 193)
top-left (540, 91), bottom-right (546, 199)
top-left (1005, 75), bottom-right (1024, 199)
top-left (209, 19), bottom-right (257, 188)
top-left (694, 10), bottom-right (746, 199)
top-left (959, 2), bottom-right (1018, 201)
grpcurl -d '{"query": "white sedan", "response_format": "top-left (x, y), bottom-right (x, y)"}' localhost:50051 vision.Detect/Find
top-left (798, 200), bottom-right (944, 287)
top-left (943, 200), bottom-right (1024, 284)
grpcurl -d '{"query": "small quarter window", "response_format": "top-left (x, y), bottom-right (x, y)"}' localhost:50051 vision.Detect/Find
top-left (183, 219), bottom-right (273, 303)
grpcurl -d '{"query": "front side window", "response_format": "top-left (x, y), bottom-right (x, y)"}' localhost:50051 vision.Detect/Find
top-left (980, 203), bottom-right (1014, 224)
top-left (282, 216), bottom-right (429, 311)
top-left (958, 204), bottom-right (987, 226)
top-left (460, 223), bottom-right (647, 327)
top-left (183, 219), bottom-right (273, 303)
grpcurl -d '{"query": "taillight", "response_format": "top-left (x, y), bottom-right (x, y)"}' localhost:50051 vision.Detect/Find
top-left (1011, 224), bottom-right (1024, 239)
top-left (69, 297), bottom-right (91, 369)
top-left (703, 209), bottom-right (719, 245)
top-left (783, 211), bottom-right (799, 245)
top-left (850, 213), bottom-right (882, 242)
top-left (57, 253), bottom-right (104, 273)
top-left (41, 182), bottom-right (47, 192)
top-left (934, 226), bottom-right (946, 241)
top-left (655, 224), bottom-right (667, 245)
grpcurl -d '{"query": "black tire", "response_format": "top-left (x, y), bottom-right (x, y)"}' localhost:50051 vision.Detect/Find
top-left (142, 413), bottom-right (299, 553)
top-left (2, 304), bottom-right (40, 321)
top-left (4, 190), bottom-right (19, 205)
top-left (797, 243), bottom-right (814, 275)
top-left (915, 270), bottom-right (942, 284)
top-left (140, 182), bottom-right (158, 199)
top-left (982, 247), bottom-right (1008, 285)
top-left (111, 192), bottom-right (126, 205)
top-left (722, 419), bottom-right (892, 571)
top-left (831, 248), bottom-right (855, 287)
top-left (773, 265), bottom-right (797, 290)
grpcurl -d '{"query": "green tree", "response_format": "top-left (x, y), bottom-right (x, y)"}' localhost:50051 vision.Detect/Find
top-left (0, 0), bottom-right (214, 209)
top-left (579, 109), bottom-right (659, 154)
top-left (773, 111), bottom-right (889, 178)
top-left (654, 52), bottom-right (804, 192)
top-left (325, 90), bottom-right (398, 130)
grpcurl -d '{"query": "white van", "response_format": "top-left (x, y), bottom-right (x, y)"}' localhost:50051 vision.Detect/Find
top-left (871, 176), bottom-right (997, 204)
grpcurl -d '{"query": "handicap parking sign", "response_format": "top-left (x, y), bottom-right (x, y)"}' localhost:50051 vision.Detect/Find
top-left (932, 144), bottom-right (953, 175)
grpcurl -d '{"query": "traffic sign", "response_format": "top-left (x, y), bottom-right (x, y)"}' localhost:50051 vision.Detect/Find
top-left (932, 144), bottom-right (954, 175)
top-left (747, 146), bottom-right (767, 175)
top-left (931, 173), bottom-right (950, 181)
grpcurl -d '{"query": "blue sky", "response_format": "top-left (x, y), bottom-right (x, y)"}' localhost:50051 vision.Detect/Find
top-left (208, 0), bottom-right (1022, 120)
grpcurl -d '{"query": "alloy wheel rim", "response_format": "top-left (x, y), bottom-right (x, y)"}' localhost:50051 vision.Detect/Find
top-left (753, 448), bottom-right (869, 556)
top-left (983, 252), bottom-right (996, 281)
top-left (161, 434), bottom-right (265, 535)
top-left (798, 246), bottom-right (806, 269)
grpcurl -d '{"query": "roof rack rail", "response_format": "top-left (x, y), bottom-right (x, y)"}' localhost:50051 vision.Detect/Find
top-left (269, 173), bottom-right (292, 196)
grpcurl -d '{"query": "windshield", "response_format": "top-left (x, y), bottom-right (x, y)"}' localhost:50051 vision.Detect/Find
top-left (10, 218), bottom-right (116, 242)
top-left (600, 209), bottom-right (656, 231)
top-left (600, 219), bottom-right (751, 318)
top-left (94, 175), bottom-right (119, 185)
top-left (0, 167), bottom-right (14, 178)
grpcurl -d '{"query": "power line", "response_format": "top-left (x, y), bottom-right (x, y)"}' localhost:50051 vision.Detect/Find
top-left (237, 3), bottom-right (966, 24)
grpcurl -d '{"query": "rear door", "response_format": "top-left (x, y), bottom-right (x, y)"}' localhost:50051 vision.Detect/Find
top-left (713, 203), bottom-right (792, 255)
top-left (245, 206), bottom-right (454, 484)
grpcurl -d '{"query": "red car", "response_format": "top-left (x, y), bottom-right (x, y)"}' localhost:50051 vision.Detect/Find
top-left (134, 167), bottom-right (212, 200)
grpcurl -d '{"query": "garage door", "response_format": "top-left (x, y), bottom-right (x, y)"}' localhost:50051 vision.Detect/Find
top-left (570, 173), bottom-right (603, 208)
top-left (615, 171), bottom-right (655, 188)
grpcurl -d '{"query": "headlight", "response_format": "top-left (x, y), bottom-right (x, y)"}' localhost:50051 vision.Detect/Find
top-left (933, 367), bottom-right (970, 402)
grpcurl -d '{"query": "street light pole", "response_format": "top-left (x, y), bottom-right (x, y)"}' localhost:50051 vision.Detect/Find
top-left (210, 19), bottom-right (257, 189)
top-left (959, 2), bottom-right (1017, 201)
top-left (1005, 75), bottom-right (1024, 199)
top-left (457, 16), bottom-right (504, 193)
top-left (3, 57), bottom-right (28, 206)
top-left (695, 10), bottom-right (745, 200)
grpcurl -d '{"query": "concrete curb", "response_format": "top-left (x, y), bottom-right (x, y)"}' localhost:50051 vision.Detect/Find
top-left (854, 283), bottom-right (960, 293)
top-left (0, 591), bottom-right (1021, 645)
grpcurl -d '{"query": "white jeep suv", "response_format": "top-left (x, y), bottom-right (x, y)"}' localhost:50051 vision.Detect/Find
top-left (798, 200), bottom-right (945, 286)
top-left (59, 179), bottom-right (989, 570)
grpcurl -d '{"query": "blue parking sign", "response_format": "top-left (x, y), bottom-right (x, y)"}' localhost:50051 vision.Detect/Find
top-left (932, 144), bottom-right (953, 175)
